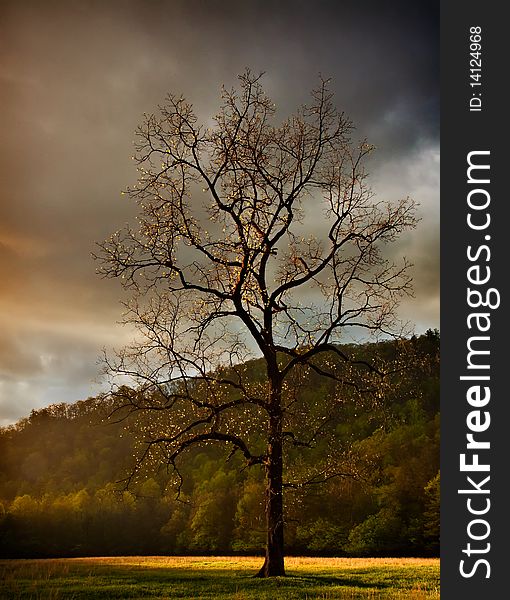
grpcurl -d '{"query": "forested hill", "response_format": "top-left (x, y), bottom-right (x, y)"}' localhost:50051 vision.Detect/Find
top-left (0, 331), bottom-right (439, 558)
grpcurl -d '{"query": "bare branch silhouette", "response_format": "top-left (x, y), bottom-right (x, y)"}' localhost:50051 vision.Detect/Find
top-left (96, 70), bottom-right (417, 577)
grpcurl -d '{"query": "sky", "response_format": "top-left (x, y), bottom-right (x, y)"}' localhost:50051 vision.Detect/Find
top-left (0, 0), bottom-right (439, 425)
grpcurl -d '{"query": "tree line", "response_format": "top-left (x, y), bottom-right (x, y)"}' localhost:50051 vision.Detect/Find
top-left (0, 332), bottom-right (439, 558)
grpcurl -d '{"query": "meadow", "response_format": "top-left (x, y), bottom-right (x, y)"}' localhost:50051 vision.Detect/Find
top-left (0, 556), bottom-right (439, 599)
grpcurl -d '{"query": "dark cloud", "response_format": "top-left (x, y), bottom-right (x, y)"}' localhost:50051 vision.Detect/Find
top-left (0, 0), bottom-right (439, 424)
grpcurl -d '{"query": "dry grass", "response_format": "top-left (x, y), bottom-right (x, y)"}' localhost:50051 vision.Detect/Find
top-left (0, 556), bottom-right (440, 599)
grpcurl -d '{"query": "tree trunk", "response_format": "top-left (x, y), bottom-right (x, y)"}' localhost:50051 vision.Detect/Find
top-left (256, 411), bottom-right (286, 577)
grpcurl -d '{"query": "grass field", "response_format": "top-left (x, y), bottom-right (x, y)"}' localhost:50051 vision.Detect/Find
top-left (0, 556), bottom-right (440, 599)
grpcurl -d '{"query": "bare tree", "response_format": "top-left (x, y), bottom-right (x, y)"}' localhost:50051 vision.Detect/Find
top-left (96, 71), bottom-right (417, 577)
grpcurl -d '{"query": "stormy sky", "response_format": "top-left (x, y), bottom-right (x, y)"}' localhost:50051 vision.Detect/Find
top-left (0, 0), bottom-right (439, 425)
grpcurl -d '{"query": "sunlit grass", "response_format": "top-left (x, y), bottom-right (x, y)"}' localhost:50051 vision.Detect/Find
top-left (0, 556), bottom-right (439, 599)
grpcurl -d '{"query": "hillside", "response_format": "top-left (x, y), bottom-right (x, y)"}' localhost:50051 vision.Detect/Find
top-left (0, 331), bottom-right (439, 558)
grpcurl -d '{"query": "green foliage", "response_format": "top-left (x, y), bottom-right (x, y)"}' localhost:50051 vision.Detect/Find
top-left (346, 508), bottom-right (404, 555)
top-left (422, 472), bottom-right (440, 553)
top-left (0, 333), bottom-right (439, 558)
top-left (189, 466), bottom-right (238, 551)
top-left (232, 476), bottom-right (266, 552)
top-left (295, 518), bottom-right (349, 553)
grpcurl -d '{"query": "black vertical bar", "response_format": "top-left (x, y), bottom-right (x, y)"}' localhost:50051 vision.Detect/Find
top-left (441, 1), bottom-right (507, 596)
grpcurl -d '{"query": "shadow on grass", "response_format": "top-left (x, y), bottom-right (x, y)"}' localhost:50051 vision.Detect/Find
top-left (97, 565), bottom-right (389, 596)
top-left (65, 562), bottom-right (391, 587)
top-left (283, 574), bottom-right (392, 589)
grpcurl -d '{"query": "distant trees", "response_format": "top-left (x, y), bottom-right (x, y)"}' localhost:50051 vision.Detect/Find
top-left (96, 71), bottom-right (417, 576)
top-left (0, 333), bottom-right (439, 559)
